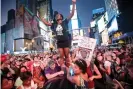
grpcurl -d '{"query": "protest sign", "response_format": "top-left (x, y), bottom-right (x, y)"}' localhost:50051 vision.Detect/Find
top-left (78, 36), bottom-right (96, 62)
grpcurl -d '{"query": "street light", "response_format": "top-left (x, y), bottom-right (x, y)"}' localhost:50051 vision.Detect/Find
top-left (26, 42), bottom-right (32, 52)
top-left (32, 39), bottom-right (35, 43)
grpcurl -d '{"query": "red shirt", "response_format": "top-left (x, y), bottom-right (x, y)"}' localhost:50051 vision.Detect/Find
top-left (1, 55), bottom-right (7, 62)
top-left (87, 66), bottom-right (95, 88)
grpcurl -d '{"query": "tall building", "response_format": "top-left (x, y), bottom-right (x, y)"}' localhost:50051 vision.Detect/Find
top-left (70, 5), bottom-right (79, 30)
top-left (92, 7), bottom-right (105, 20)
top-left (16, 0), bottom-right (37, 14)
top-left (1, 0), bottom-right (53, 53)
top-left (90, 8), bottom-right (105, 45)
top-left (104, 0), bottom-right (133, 44)
top-left (104, 0), bottom-right (119, 21)
top-left (37, 0), bottom-right (53, 20)
top-left (1, 24), bottom-right (7, 53)
top-left (104, 0), bottom-right (133, 33)
top-left (7, 9), bottom-right (15, 22)
top-left (70, 4), bottom-right (81, 47)
top-left (70, 4), bottom-right (82, 36)
top-left (116, 0), bottom-right (133, 33)
top-left (37, 0), bottom-right (53, 51)
top-left (1, 9), bottom-right (16, 53)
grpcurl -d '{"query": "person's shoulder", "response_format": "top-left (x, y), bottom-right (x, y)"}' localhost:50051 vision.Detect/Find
top-left (104, 60), bottom-right (111, 67)
top-left (63, 18), bottom-right (69, 23)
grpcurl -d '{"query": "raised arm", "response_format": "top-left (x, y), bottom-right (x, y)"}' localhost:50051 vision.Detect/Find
top-left (41, 18), bottom-right (52, 26)
top-left (67, 0), bottom-right (76, 20)
top-left (37, 11), bottom-right (52, 26)
top-left (45, 71), bottom-right (64, 80)
top-left (88, 64), bottom-right (102, 81)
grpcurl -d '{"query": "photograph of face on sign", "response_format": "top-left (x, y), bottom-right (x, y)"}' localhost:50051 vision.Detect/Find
top-left (77, 36), bottom-right (96, 61)
top-left (79, 47), bottom-right (92, 59)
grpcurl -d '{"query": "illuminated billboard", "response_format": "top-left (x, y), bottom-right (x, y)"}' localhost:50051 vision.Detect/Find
top-left (98, 12), bottom-right (109, 33)
top-left (24, 10), bottom-right (40, 37)
top-left (105, 0), bottom-right (119, 21)
top-left (108, 17), bottom-right (118, 34)
top-left (38, 4), bottom-right (47, 19)
top-left (90, 21), bottom-right (96, 28)
top-left (98, 16), bottom-right (105, 33)
top-left (92, 7), bottom-right (104, 14)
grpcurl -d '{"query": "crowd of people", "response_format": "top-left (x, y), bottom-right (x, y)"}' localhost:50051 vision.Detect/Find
top-left (1, 45), bottom-right (133, 89)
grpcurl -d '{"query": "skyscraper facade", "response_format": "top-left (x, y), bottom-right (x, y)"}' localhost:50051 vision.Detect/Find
top-left (1, 0), bottom-right (53, 53)
top-left (104, 0), bottom-right (119, 21)
top-left (104, 0), bottom-right (133, 44)
top-left (70, 4), bottom-right (81, 47)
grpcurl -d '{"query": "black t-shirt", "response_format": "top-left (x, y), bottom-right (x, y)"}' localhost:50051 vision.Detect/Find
top-left (52, 19), bottom-right (69, 41)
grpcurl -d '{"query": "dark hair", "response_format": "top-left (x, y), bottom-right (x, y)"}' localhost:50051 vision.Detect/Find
top-left (17, 66), bottom-right (28, 76)
top-left (1, 67), bottom-right (14, 80)
top-left (74, 59), bottom-right (87, 74)
top-left (59, 14), bottom-right (64, 20)
top-left (48, 60), bottom-right (55, 66)
top-left (19, 66), bottom-right (28, 71)
top-left (53, 11), bottom-right (64, 23)
top-left (24, 58), bottom-right (31, 61)
top-left (2, 67), bottom-right (10, 76)
top-left (20, 71), bottom-right (32, 81)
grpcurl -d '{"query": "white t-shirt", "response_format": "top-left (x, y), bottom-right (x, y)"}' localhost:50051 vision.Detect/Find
top-left (56, 25), bottom-right (63, 36)
top-left (15, 77), bottom-right (23, 88)
top-left (104, 61), bottom-right (111, 68)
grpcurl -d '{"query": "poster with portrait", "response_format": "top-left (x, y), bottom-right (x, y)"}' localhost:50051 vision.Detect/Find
top-left (78, 36), bottom-right (96, 62)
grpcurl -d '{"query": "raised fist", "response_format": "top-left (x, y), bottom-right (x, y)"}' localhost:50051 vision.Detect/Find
top-left (72, 0), bottom-right (76, 3)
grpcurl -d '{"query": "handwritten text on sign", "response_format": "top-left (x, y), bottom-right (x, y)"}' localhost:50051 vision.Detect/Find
top-left (79, 37), bottom-right (96, 50)
top-left (78, 37), bottom-right (96, 62)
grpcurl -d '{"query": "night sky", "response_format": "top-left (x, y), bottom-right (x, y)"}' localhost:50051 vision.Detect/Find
top-left (1, 0), bottom-right (16, 26)
top-left (1, 0), bottom-right (105, 27)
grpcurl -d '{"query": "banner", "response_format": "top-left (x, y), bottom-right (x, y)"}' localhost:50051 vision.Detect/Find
top-left (15, 5), bottom-right (24, 28)
top-left (24, 8), bottom-right (40, 37)
top-left (78, 36), bottom-right (96, 62)
top-left (32, 16), bottom-right (39, 37)
top-left (24, 9), bottom-right (32, 35)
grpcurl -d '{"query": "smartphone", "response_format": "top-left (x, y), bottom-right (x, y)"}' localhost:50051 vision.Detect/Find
top-left (69, 67), bottom-right (74, 76)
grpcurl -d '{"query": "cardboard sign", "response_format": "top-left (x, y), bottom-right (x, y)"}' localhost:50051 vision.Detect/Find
top-left (78, 36), bottom-right (96, 62)
top-left (78, 37), bottom-right (96, 49)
